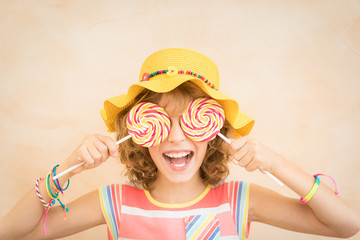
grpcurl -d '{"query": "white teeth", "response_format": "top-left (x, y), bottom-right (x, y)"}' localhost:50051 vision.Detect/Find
top-left (172, 163), bottom-right (186, 167)
top-left (164, 152), bottom-right (192, 168)
top-left (165, 152), bottom-right (189, 158)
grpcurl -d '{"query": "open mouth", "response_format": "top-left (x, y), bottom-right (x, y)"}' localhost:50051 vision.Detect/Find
top-left (163, 151), bottom-right (194, 168)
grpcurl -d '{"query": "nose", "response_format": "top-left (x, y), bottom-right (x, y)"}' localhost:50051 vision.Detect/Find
top-left (167, 118), bottom-right (186, 143)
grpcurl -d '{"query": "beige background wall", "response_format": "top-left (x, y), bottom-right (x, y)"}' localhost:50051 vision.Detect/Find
top-left (1, 0), bottom-right (359, 239)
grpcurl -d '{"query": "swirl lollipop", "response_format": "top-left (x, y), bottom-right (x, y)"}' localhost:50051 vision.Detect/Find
top-left (180, 98), bottom-right (225, 142)
top-left (54, 102), bottom-right (170, 180)
top-left (126, 102), bottom-right (171, 147)
top-left (180, 98), bottom-right (284, 186)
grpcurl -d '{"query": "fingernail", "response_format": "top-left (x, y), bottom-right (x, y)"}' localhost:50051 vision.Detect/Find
top-left (112, 151), bottom-right (118, 157)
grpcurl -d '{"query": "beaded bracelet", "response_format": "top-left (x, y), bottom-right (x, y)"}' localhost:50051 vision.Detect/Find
top-left (300, 174), bottom-right (338, 203)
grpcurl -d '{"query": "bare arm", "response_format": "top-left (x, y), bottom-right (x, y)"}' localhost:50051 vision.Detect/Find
top-left (249, 182), bottom-right (359, 238)
top-left (23, 189), bottom-right (105, 240)
top-left (229, 136), bottom-right (360, 238)
top-left (0, 134), bottom-right (118, 239)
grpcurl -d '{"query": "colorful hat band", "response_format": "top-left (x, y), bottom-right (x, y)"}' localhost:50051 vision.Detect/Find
top-left (141, 66), bottom-right (218, 90)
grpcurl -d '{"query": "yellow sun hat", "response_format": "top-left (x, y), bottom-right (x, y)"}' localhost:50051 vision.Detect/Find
top-left (100, 48), bottom-right (255, 138)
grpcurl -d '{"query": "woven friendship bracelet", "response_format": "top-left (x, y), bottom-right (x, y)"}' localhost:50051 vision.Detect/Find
top-left (35, 177), bottom-right (55, 235)
top-left (35, 177), bottom-right (55, 208)
top-left (36, 164), bottom-right (72, 236)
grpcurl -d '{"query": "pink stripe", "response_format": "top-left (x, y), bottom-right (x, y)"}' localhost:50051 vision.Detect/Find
top-left (121, 214), bottom-right (186, 239)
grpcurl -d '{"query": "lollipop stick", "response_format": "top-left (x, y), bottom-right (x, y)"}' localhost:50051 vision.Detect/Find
top-left (217, 132), bottom-right (232, 144)
top-left (116, 135), bottom-right (131, 144)
top-left (263, 171), bottom-right (284, 186)
top-left (53, 134), bottom-right (131, 180)
top-left (53, 162), bottom-right (85, 180)
top-left (217, 132), bottom-right (284, 186)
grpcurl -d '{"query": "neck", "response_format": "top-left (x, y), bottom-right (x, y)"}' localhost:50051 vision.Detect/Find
top-left (149, 173), bottom-right (207, 204)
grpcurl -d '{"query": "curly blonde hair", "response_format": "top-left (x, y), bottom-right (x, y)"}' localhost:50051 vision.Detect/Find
top-left (115, 82), bottom-right (233, 190)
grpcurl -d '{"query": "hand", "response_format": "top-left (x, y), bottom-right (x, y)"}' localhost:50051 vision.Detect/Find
top-left (62, 134), bottom-right (119, 175)
top-left (228, 136), bottom-right (283, 173)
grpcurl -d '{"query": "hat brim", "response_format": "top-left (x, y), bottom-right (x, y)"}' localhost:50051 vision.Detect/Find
top-left (101, 76), bottom-right (254, 138)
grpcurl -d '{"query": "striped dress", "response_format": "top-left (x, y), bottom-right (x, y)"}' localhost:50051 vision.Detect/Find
top-left (99, 180), bottom-right (250, 240)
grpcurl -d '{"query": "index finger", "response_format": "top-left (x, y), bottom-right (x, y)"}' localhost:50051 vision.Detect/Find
top-left (228, 135), bottom-right (249, 155)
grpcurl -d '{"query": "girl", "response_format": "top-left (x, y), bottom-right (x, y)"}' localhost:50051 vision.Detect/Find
top-left (1, 48), bottom-right (359, 239)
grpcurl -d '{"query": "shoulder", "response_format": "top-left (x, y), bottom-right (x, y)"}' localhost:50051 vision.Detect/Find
top-left (99, 181), bottom-right (141, 193)
top-left (215, 179), bottom-right (250, 192)
top-left (98, 181), bottom-right (143, 205)
top-left (210, 180), bottom-right (250, 203)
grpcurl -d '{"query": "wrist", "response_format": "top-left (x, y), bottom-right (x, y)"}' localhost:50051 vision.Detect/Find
top-left (55, 163), bottom-right (75, 185)
top-left (271, 153), bottom-right (287, 176)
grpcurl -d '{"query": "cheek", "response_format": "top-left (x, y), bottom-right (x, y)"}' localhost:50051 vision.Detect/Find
top-left (196, 142), bottom-right (208, 158)
top-left (148, 146), bottom-right (159, 161)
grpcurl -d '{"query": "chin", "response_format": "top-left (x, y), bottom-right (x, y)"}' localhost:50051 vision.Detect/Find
top-left (164, 170), bottom-right (202, 185)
